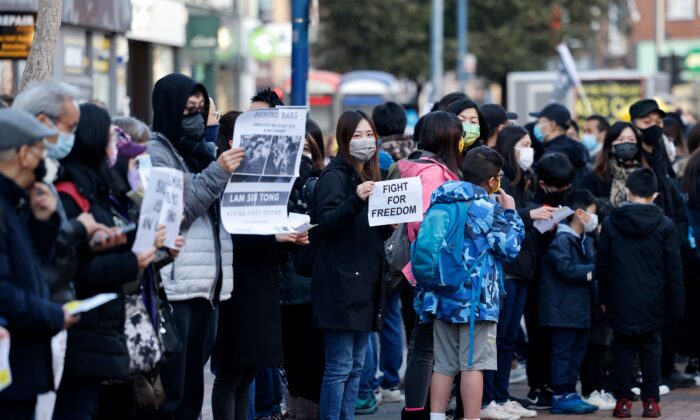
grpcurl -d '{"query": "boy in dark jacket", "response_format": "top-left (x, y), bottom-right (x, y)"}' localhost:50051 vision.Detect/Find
top-left (597, 168), bottom-right (684, 418)
top-left (540, 190), bottom-right (599, 415)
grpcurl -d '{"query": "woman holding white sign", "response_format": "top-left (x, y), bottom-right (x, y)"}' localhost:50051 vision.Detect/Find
top-left (311, 110), bottom-right (393, 420)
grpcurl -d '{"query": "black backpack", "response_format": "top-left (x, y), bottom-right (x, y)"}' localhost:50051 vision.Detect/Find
top-left (291, 176), bottom-right (321, 277)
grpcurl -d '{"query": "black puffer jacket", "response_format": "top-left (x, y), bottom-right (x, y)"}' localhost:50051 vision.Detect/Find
top-left (500, 169), bottom-right (538, 282)
top-left (58, 162), bottom-right (139, 379)
top-left (597, 203), bottom-right (684, 335)
top-left (311, 157), bottom-right (391, 332)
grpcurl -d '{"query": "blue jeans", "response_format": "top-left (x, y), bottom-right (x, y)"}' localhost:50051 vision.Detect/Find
top-left (254, 368), bottom-right (282, 417)
top-left (320, 329), bottom-right (370, 420)
top-left (483, 277), bottom-right (528, 404)
top-left (378, 292), bottom-right (403, 389)
top-left (359, 333), bottom-right (378, 398)
top-left (550, 328), bottom-right (588, 395)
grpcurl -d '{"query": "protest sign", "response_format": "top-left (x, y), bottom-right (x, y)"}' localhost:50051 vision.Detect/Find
top-left (132, 168), bottom-right (184, 252)
top-left (0, 333), bottom-right (10, 392)
top-left (221, 106), bottom-right (307, 234)
top-left (534, 206), bottom-right (574, 233)
top-left (368, 177), bottom-right (423, 227)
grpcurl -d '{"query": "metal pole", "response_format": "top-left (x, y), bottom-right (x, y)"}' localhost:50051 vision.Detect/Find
top-left (457, 0), bottom-right (467, 92)
top-left (430, 0), bottom-right (444, 102)
top-left (291, 0), bottom-right (310, 106)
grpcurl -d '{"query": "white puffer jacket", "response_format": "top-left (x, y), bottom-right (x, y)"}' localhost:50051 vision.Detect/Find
top-left (148, 134), bottom-right (233, 302)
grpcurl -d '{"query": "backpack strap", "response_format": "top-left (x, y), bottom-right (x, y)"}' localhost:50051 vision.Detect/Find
top-left (55, 181), bottom-right (91, 213)
top-left (681, 193), bottom-right (700, 260)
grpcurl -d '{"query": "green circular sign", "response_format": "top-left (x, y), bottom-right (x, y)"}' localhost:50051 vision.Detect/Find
top-left (685, 48), bottom-right (700, 73)
top-left (248, 27), bottom-right (278, 62)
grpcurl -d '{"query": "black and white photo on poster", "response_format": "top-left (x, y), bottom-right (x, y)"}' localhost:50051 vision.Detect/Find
top-left (221, 106), bottom-right (307, 234)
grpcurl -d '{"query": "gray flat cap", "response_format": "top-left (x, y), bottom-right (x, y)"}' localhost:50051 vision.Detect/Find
top-left (0, 108), bottom-right (57, 151)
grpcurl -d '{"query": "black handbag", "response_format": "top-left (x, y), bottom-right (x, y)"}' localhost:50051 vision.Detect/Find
top-left (156, 269), bottom-right (182, 361)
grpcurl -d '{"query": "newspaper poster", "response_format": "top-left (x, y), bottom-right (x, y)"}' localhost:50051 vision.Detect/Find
top-left (132, 167), bottom-right (184, 252)
top-left (221, 107), bottom-right (307, 234)
top-left (368, 177), bottom-right (424, 226)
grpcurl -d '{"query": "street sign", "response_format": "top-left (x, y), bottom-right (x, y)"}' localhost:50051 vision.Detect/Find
top-left (685, 49), bottom-right (700, 74)
top-left (0, 12), bottom-right (36, 60)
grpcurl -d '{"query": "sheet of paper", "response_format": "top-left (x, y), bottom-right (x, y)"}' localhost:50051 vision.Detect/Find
top-left (368, 177), bottom-right (424, 227)
top-left (132, 168), bottom-right (184, 252)
top-left (533, 206), bottom-right (574, 233)
top-left (0, 334), bottom-right (11, 392)
top-left (287, 213), bottom-right (316, 233)
top-left (63, 293), bottom-right (118, 316)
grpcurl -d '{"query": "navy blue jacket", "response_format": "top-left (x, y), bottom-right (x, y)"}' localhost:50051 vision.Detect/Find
top-left (539, 224), bottom-right (595, 329)
top-left (0, 174), bottom-right (64, 400)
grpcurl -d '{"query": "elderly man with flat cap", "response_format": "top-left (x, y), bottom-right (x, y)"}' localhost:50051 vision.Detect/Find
top-left (0, 109), bottom-right (79, 419)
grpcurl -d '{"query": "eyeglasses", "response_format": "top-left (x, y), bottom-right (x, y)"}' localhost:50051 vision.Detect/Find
top-left (184, 106), bottom-right (204, 116)
top-left (211, 111), bottom-right (222, 123)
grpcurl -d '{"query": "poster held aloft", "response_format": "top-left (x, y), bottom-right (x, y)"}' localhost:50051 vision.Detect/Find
top-left (368, 177), bottom-right (424, 227)
top-left (132, 167), bottom-right (184, 253)
top-left (221, 106), bottom-right (308, 234)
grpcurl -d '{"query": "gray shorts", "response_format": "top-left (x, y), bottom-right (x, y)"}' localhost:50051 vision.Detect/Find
top-left (433, 319), bottom-right (497, 375)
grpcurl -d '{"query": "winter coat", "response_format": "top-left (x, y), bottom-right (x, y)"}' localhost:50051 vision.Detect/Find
top-left (500, 170), bottom-right (539, 282)
top-left (57, 162), bottom-right (139, 380)
top-left (597, 203), bottom-right (684, 335)
top-left (538, 224), bottom-right (595, 329)
top-left (580, 171), bottom-right (613, 200)
top-left (311, 157), bottom-right (391, 332)
top-left (0, 174), bottom-right (64, 400)
top-left (212, 235), bottom-right (283, 369)
top-left (543, 135), bottom-right (590, 185)
top-left (644, 145), bottom-right (685, 225)
top-left (148, 133), bottom-right (233, 302)
top-left (413, 181), bottom-right (524, 324)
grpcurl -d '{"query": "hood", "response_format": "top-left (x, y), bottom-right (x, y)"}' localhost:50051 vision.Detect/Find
top-left (152, 73), bottom-right (209, 143)
top-left (610, 203), bottom-right (664, 238)
top-left (430, 180), bottom-right (489, 205)
top-left (556, 223), bottom-right (581, 239)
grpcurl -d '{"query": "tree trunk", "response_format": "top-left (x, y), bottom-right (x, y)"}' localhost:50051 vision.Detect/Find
top-left (19, 0), bottom-right (63, 91)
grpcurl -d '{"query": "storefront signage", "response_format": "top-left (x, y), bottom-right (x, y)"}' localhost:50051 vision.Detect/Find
top-left (685, 49), bottom-right (700, 74)
top-left (0, 12), bottom-right (36, 59)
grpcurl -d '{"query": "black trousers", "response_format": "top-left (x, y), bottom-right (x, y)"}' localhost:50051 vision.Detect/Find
top-left (0, 397), bottom-right (37, 420)
top-left (54, 374), bottom-right (102, 420)
top-left (404, 320), bottom-right (434, 409)
top-left (212, 367), bottom-right (258, 420)
top-left (524, 293), bottom-right (551, 391)
top-left (281, 303), bottom-right (325, 403)
top-left (580, 342), bottom-right (610, 396)
top-left (159, 298), bottom-right (218, 420)
top-left (400, 281), bottom-right (416, 347)
top-left (612, 328), bottom-right (662, 402)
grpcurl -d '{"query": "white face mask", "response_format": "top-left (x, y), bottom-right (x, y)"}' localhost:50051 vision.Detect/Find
top-left (583, 212), bottom-right (599, 233)
top-left (516, 146), bottom-right (534, 171)
top-left (349, 138), bottom-right (376, 162)
top-left (664, 136), bottom-right (677, 162)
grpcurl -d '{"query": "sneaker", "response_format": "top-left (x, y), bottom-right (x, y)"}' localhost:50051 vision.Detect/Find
top-left (662, 371), bottom-right (696, 389)
top-left (355, 393), bottom-right (378, 415)
top-left (695, 375), bottom-right (700, 387)
top-left (502, 400), bottom-right (537, 418)
top-left (600, 390), bottom-right (617, 410)
top-left (509, 362), bottom-right (527, 384)
top-left (613, 398), bottom-right (632, 418)
top-left (642, 397), bottom-right (661, 418)
top-left (631, 387), bottom-right (641, 396)
top-left (659, 385), bottom-right (670, 396)
top-left (374, 387), bottom-right (383, 405)
top-left (582, 390), bottom-right (615, 410)
top-left (380, 387), bottom-right (404, 403)
top-left (480, 401), bottom-right (520, 420)
top-left (526, 388), bottom-right (553, 410)
top-left (509, 395), bottom-right (533, 409)
top-left (550, 393), bottom-right (598, 415)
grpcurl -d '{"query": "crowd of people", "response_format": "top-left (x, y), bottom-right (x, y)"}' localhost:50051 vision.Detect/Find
top-left (0, 72), bottom-right (699, 420)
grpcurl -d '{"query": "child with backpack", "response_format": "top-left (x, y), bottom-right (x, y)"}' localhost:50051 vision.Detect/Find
top-left (597, 168), bottom-right (684, 418)
top-left (538, 190), bottom-right (600, 415)
top-left (411, 147), bottom-right (525, 420)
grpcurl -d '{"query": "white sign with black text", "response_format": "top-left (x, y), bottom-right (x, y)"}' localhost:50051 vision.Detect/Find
top-left (132, 167), bottom-right (184, 252)
top-left (368, 177), bottom-right (423, 227)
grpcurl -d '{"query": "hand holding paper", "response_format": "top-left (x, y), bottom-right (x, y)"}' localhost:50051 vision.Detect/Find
top-left (63, 293), bottom-right (118, 316)
top-left (533, 206), bottom-right (574, 233)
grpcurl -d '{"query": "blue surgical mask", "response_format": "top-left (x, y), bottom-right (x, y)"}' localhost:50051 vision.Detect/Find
top-left (44, 131), bottom-right (75, 160)
top-left (534, 124), bottom-right (545, 142)
top-left (582, 134), bottom-right (598, 152)
top-left (203, 124), bottom-right (220, 144)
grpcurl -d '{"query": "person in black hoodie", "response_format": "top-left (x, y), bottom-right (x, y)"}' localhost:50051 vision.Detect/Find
top-left (629, 99), bottom-right (690, 389)
top-left (524, 152), bottom-right (576, 409)
top-left (483, 125), bottom-right (554, 417)
top-left (53, 104), bottom-right (156, 419)
top-left (312, 110), bottom-right (392, 419)
top-left (597, 168), bottom-right (684, 418)
top-left (530, 103), bottom-right (590, 186)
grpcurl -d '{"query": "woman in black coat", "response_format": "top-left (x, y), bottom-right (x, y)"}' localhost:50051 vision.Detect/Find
top-left (311, 110), bottom-right (392, 419)
top-left (210, 113), bottom-right (308, 420)
top-left (53, 104), bottom-right (155, 419)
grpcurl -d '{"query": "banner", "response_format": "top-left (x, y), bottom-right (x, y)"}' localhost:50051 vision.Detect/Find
top-left (368, 177), bottom-right (423, 227)
top-left (221, 107), bottom-right (307, 234)
top-left (574, 79), bottom-right (643, 121)
top-left (132, 168), bottom-right (184, 252)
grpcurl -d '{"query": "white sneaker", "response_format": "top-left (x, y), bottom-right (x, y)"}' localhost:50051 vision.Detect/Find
top-left (373, 388), bottom-right (383, 404)
top-left (583, 390), bottom-right (615, 410)
top-left (631, 387), bottom-right (641, 396)
top-left (599, 390), bottom-right (617, 410)
top-left (509, 363), bottom-right (527, 384)
top-left (695, 375), bottom-right (700, 386)
top-left (659, 385), bottom-right (670, 396)
top-left (380, 387), bottom-right (404, 403)
top-left (480, 401), bottom-right (520, 420)
top-left (502, 400), bottom-right (536, 418)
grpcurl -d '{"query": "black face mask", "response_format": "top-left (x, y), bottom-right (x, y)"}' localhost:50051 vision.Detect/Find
top-left (613, 143), bottom-right (638, 162)
top-left (181, 113), bottom-right (205, 139)
top-left (543, 185), bottom-right (572, 207)
top-left (640, 125), bottom-right (663, 146)
top-left (33, 159), bottom-right (47, 182)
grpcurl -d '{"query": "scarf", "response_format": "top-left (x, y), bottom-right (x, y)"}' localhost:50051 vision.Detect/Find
top-left (609, 159), bottom-right (640, 207)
